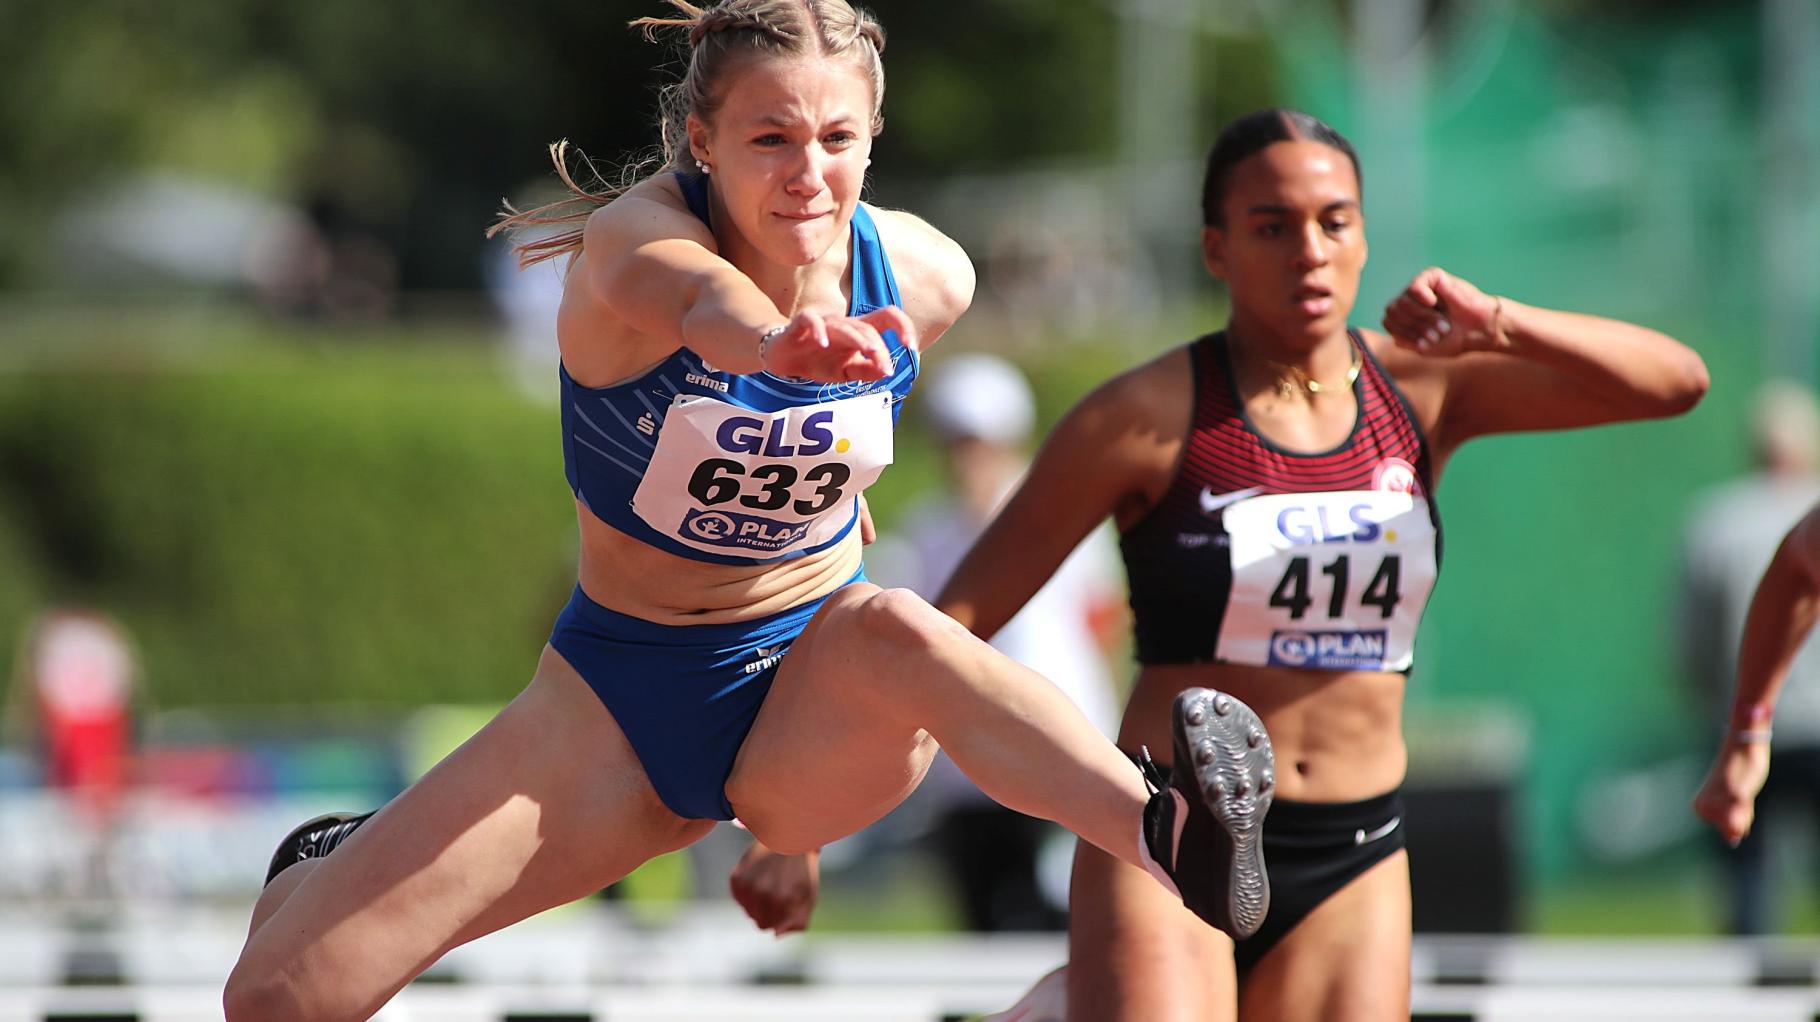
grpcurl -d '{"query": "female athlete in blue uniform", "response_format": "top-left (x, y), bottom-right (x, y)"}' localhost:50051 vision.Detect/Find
top-left (222, 4), bottom-right (1271, 1019)
top-left (936, 110), bottom-right (1710, 1020)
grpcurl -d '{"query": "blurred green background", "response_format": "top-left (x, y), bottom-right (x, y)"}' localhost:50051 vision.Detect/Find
top-left (1, 0), bottom-right (1816, 933)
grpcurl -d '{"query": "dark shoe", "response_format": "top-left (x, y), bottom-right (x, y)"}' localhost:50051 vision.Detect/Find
top-left (1141, 688), bottom-right (1274, 939)
top-left (263, 811), bottom-right (373, 886)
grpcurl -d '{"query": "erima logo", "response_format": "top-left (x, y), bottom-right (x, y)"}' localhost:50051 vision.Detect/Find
top-left (1199, 486), bottom-right (1264, 516)
top-left (744, 644), bottom-right (788, 675)
top-left (686, 371), bottom-right (729, 393)
top-left (636, 413), bottom-right (656, 436)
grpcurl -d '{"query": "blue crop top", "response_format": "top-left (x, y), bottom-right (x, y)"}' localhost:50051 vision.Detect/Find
top-left (560, 172), bottom-right (918, 565)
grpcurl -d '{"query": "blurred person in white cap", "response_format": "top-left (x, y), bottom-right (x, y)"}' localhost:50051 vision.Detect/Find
top-left (1682, 378), bottom-right (1820, 934)
top-left (870, 352), bottom-right (1124, 931)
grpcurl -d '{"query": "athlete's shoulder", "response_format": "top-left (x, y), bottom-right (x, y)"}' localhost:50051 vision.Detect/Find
top-left (866, 205), bottom-right (975, 343)
top-left (1357, 327), bottom-right (1443, 433)
top-left (1357, 326), bottom-right (1426, 378)
top-left (1040, 344), bottom-right (1197, 522)
top-left (585, 174), bottom-right (716, 252)
top-left (1066, 343), bottom-right (1195, 445)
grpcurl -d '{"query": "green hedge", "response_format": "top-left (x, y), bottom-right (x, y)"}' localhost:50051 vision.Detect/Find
top-left (0, 345), bottom-right (579, 707)
top-left (0, 332), bottom-right (1019, 709)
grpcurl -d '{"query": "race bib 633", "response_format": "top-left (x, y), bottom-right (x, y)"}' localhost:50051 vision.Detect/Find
top-left (632, 392), bottom-right (893, 557)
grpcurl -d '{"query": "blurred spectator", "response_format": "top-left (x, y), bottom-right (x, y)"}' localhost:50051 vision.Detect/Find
top-left (486, 229), bottom-right (567, 404)
top-left (1679, 379), bottom-right (1820, 934)
top-left (870, 353), bottom-right (1123, 930)
top-left (4, 609), bottom-right (141, 898)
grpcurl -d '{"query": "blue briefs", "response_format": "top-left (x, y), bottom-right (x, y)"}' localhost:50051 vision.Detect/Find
top-left (548, 575), bottom-right (859, 820)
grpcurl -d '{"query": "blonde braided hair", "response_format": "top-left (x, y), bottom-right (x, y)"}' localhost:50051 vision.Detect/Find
top-left (489, 0), bottom-right (885, 268)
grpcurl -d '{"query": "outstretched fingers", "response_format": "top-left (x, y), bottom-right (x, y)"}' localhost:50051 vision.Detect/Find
top-left (763, 308), bottom-right (910, 383)
top-left (824, 317), bottom-right (895, 381)
top-left (1383, 291), bottom-right (1453, 352)
top-left (856, 305), bottom-right (918, 353)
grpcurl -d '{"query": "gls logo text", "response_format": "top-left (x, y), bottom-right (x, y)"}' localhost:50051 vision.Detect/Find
top-left (715, 410), bottom-right (837, 458)
top-left (1275, 503), bottom-right (1386, 545)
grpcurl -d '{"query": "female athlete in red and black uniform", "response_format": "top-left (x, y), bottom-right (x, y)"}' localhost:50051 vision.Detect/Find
top-left (939, 108), bottom-right (1709, 1021)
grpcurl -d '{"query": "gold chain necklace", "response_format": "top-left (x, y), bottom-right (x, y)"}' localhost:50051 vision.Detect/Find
top-left (1258, 344), bottom-right (1362, 399)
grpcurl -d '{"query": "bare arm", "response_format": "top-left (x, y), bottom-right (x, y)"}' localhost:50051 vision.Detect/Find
top-left (584, 192), bottom-right (783, 374)
top-left (579, 186), bottom-right (902, 382)
top-left (1378, 267), bottom-right (1710, 459)
top-left (937, 353), bottom-right (1187, 639)
top-left (1693, 505), bottom-right (1820, 844)
top-left (1732, 510), bottom-right (1820, 729)
top-left (869, 207), bottom-right (976, 353)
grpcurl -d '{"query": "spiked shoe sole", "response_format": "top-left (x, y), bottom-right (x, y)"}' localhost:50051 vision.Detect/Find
top-left (1172, 687), bottom-right (1274, 939)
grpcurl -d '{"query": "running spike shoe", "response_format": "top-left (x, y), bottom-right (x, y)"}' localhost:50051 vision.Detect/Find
top-left (1141, 687), bottom-right (1275, 939)
top-left (263, 810), bottom-right (373, 887)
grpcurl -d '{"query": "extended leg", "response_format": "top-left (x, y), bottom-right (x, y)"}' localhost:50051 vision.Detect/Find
top-left (224, 646), bottom-right (712, 1022)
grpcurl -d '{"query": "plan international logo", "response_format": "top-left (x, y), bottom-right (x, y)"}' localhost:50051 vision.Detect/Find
top-left (681, 509), bottom-right (813, 551)
top-left (1267, 629), bottom-right (1387, 670)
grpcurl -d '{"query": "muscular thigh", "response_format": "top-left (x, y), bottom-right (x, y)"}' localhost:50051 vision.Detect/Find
top-left (1068, 840), bottom-right (1237, 1022)
top-left (232, 646), bottom-right (710, 1020)
top-left (1240, 849), bottom-right (1411, 1022)
top-left (727, 583), bottom-right (938, 852)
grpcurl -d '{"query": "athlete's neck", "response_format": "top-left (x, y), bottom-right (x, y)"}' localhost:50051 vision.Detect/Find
top-left (1224, 321), bottom-right (1355, 402)
top-left (707, 185), bottom-right (855, 319)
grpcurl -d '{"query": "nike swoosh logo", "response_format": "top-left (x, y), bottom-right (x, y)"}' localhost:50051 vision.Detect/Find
top-left (1199, 486), bottom-right (1265, 515)
top-left (1354, 816), bottom-right (1401, 846)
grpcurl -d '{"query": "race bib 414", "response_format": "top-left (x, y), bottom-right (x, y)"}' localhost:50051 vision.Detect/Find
top-left (1215, 491), bottom-right (1437, 672)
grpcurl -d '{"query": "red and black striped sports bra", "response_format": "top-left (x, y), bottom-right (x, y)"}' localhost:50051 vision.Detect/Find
top-left (1119, 330), bottom-right (1442, 671)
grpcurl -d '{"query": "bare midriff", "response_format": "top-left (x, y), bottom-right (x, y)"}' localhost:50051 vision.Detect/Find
top-left (1120, 662), bottom-right (1406, 804)
top-left (574, 501), bottom-right (863, 625)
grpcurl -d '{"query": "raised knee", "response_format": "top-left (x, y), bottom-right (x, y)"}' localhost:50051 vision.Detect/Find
top-left (223, 959), bottom-right (304, 1022)
top-left (853, 586), bottom-right (958, 653)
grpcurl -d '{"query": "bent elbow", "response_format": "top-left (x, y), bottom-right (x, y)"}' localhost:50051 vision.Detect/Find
top-left (1661, 352), bottom-right (1711, 416)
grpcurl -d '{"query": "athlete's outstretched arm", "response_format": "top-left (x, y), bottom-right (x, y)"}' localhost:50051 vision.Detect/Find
top-left (1693, 505), bottom-right (1820, 845)
top-left (580, 186), bottom-right (900, 382)
top-left (937, 353), bottom-right (1186, 640)
top-left (1377, 267), bottom-right (1709, 451)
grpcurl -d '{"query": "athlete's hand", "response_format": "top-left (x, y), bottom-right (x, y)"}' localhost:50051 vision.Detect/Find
top-left (729, 843), bottom-right (820, 936)
top-left (1692, 739), bottom-right (1771, 847)
top-left (761, 307), bottom-right (916, 383)
top-left (1382, 268), bottom-right (1507, 357)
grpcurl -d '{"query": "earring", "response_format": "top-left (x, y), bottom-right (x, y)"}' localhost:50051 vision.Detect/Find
top-left (696, 159), bottom-right (711, 175)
